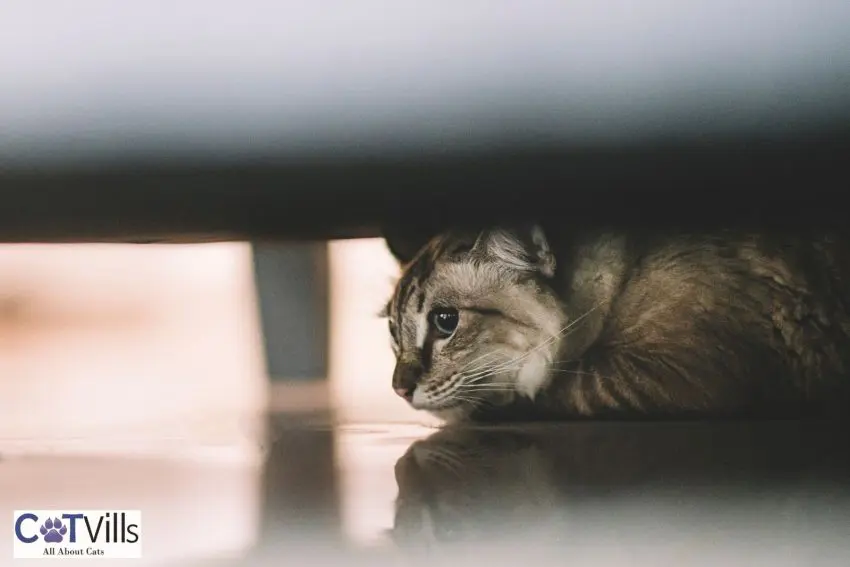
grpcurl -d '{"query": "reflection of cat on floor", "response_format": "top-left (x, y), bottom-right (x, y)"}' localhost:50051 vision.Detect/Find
top-left (389, 422), bottom-right (850, 550)
top-left (391, 425), bottom-right (562, 549)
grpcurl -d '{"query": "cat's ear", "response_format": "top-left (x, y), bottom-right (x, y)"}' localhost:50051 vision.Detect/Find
top-left (473, 224), bottom-right (556, 277)
top-left (382, 223), bottom-right (435, 266)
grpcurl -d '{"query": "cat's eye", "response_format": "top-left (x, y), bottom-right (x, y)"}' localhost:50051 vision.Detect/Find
top-left (428, 307), bottom-right (459, 338)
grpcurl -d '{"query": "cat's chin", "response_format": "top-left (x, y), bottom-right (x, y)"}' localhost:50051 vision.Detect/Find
top-left (427, 392), bottom-right (517, 424)
top-left (428, 404), bottom-right (475, 424)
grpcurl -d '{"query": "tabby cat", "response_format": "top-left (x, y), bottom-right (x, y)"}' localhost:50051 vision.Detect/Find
top-left (381, 225), bottom-right (850, 423)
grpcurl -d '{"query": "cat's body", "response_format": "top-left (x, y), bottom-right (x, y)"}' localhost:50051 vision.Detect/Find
top-left (382, 225), bottom-right (850, 423)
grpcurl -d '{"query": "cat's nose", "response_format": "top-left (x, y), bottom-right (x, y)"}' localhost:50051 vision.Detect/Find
top-left (392, 359), bottom-right (422, 402)
top-left (394, 387), bottom-right (414, 401)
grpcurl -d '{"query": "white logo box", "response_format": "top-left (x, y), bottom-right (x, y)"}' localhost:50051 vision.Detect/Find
top-left (12, 510), bottom-right (142, 560)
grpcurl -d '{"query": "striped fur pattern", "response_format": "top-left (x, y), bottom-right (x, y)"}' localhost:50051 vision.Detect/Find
top-left (382, 225), bottom-right (850, 423)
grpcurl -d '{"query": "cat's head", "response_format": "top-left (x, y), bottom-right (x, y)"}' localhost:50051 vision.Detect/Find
top-left (381, 225), bottom-right (566, 421)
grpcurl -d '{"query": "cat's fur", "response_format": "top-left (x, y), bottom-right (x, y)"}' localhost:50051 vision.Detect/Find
top-left (381, 225), bottom-right (850, 423)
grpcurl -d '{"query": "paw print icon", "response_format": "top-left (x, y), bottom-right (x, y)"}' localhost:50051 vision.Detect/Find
top-left (39, 518), bottom-right (68, 543)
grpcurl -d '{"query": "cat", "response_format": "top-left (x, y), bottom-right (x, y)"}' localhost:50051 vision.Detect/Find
top-left (381, 224), bottom-right (850, 423)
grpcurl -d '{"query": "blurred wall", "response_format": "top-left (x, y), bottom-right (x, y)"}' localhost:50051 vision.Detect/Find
top-left (0, 243), bottom-right (268, 451)
top-left (327, 238), bottom-right (439, 426)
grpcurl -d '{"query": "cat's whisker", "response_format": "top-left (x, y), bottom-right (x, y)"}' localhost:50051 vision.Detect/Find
top-left (458, 381), bottom-right (516, 390)
top-left (457, 352), bottom-right (594, 397)
top-left (458, 387), bottom-right (516, 395)
top-left (459, 362), bottom-right (499, 378)
top-left (461, 341), bottom-right (594, 393)
top-left (460, 374), bottom-right (508, 390)
top-left (461, 359), bottom-right (530, 386)
top-left (461, 373), bottom-right (512, 387)
top-left (457, 350), bottom-right (504, 373)
top-left (460, 355), bottom-right (511, 376)
top-left (463, 349), bottom-right (558, 385)
top-left (458, 363), bottom-right (514, 386)
top-left (429, 390), bottom-right (485, 409)
top-left (452, 308), bottom-right (599, 390)
top-left (461, 365), bottom-right (507, 383)
top-left (459, 305), bottom-right (601, 382)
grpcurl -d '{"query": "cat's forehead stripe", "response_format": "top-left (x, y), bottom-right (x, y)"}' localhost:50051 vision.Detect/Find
top-left (395, 270), bottom-right (418, 325)
top-left (393, 261), bottom-right (417, 324)
top-left (393, 237), bottom-right (444, 325)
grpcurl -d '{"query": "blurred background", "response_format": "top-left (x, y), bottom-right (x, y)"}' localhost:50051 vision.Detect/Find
top-left (0, 239), bottom-right (437, 564)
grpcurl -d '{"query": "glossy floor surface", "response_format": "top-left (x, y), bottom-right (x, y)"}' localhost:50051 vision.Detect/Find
top-left (4, 413), bottom-right (850, 567)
